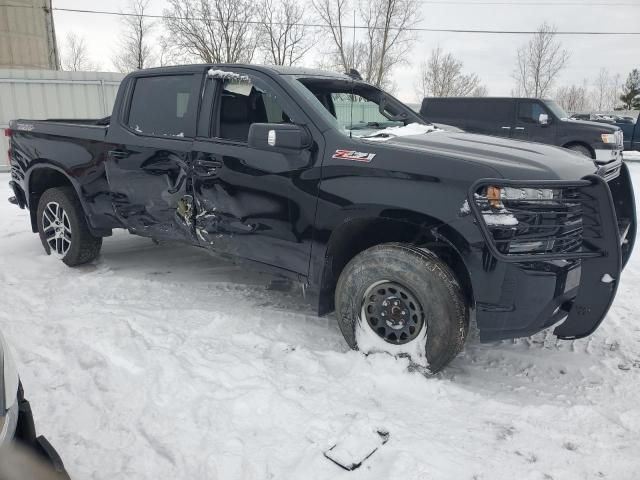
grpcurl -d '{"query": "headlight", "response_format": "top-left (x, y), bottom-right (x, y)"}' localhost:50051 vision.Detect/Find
top-left (601, 133), bottom-right (617, 144)
top-left (483, 186), bottom-right (559, 210)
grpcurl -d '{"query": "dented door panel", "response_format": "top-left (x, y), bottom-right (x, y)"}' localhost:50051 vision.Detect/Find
top-left (105, 136), bottom-right (196, 241)
top-left (191, 139), bottom-right (313, 275)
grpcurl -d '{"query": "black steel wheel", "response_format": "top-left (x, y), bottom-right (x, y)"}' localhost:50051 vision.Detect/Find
top-left (335, 243), bottom-right (468, 373)
top-left (362, 281), bottom-right (425, 345)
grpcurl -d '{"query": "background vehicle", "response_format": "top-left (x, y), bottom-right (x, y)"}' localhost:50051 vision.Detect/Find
top-left (420, 97), bottom-right (623, 162)
top-left (614, 117), bottom-right (639, 151)
top-left (6, 65), bottom-right (636, 372)
top-left (0, 332), bottom-right (67, 478)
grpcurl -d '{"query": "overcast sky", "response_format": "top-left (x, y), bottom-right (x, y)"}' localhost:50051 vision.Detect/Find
top-left (52, 0), bottom-right (640, 103)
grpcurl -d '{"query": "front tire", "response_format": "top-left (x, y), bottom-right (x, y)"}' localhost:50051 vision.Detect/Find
top-left (37, 187), bottom-right (102, 266)
top-left (335, 244), bottom-right (468, 373)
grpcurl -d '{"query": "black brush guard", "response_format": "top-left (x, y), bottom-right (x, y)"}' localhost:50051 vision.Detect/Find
top-left (468, 164), bottom-right (636, 340)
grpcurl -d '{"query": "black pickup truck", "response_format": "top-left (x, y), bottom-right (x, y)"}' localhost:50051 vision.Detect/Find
top-left (6, 65), bottom-right (637, 372)
top-left (420, 97), bottom-right (625, 162)
top-left (616, 118), bottom-right (639, 151)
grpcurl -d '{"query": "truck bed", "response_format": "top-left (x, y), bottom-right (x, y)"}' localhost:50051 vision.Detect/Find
top-left (9, 117), bottom-right (110, 142)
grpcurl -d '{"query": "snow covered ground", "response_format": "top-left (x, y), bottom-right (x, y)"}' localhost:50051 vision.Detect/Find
top-left (624, 150), bottom-right (640, 161)
top-left (2, 168), bottom-right (640, 480)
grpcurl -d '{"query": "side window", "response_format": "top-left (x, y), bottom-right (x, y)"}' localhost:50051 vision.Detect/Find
top-left (127, 75), bottom-right (195, 137)
top-left (217, 75), bottom-right (291, 142)
top-left (518, 101), bottom-right (547, 124)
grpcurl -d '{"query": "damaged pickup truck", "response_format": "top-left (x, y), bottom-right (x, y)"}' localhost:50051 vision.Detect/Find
top-left (6, 65), bottom-right (637, 372)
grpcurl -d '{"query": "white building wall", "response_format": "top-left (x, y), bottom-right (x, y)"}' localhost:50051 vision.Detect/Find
top-left (1, 68), bottom-right (124, 170)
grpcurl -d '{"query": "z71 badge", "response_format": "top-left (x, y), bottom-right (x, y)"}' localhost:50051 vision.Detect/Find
top-left (333, 149), bottom-right (376, 163)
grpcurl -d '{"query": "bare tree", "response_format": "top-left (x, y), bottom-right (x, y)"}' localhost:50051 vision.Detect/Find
top-left (513, 22), bottom-right (570, 98)
top-left (257, 0), bottom-right (313, 66)
top-left (360, 0), bottom-right (420, 88)
top-left (112, 0), bottom-right (156, 73)
top-left (312, 0), bottom-right (420, 88)
top-left (472, 85), bottom-right (489, 96)
top-left (61, 33), bottom-right (98, 71)
top-left (608, 73), bottom-right (622, 111)
top-left (312, 0), bottom-right (351, 72)
top-left (592, 68), bottom-right (610, 111)
top-left (163, 0), bottom-right (257, 64)
top-left (555, 83), bottom-right (590, 113)
top-left (416, 47), bottom-right (485, 98)
top-left (157, 36), bottom-right (191, 66)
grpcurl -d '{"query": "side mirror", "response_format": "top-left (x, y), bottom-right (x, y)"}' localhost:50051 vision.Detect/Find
top-left (248, 123), bottom-right (311, 152)
top-left (538, 113), bottom-right (549, 126)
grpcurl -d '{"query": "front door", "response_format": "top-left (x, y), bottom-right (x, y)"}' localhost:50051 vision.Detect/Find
top-left (190, 69), bottom-right (317, 275)
top-left (105, 73), bottom-right (201, 241)
top-left (512, 99), bottom-right (556, 144)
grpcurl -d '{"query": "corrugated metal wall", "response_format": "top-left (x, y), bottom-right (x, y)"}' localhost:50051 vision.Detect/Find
top-left (333, 101), bottom-right (422, 127)
top-left (0, 0), bottom-right (59, 69)
top-left (1, 69), bottom-right (124, 169)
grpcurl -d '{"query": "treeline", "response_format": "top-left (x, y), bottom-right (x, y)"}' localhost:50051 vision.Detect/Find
top-left (58, 0), bottom-right (639, 111)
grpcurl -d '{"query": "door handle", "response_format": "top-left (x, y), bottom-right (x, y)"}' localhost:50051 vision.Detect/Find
top-left (501, 126), bottom-right (512, 130)
top-left (194, 158), bottom-right (223, 176)
top-left (108, 149), bottom-right (128, 159)
top-left (514, 127), bottom-right (525, 131)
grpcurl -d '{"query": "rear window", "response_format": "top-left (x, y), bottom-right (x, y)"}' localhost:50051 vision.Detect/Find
top-left (127, 75), bottom-right (196, 137)
top-left (423, 98), bottom-right (512, 123)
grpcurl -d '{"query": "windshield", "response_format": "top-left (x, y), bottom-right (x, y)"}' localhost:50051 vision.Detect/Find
top-left (545, 100), bottom-right (568, 120)
top-left (290, 77), bottom-right (427, 138)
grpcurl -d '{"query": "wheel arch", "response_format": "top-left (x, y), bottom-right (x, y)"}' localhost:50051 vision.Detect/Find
top-left (26, 163), bottom-right (84, 233)
top-left (563, 141), bottom-right (595, 159)
top-left (315, 212), bottom-right (474, 316)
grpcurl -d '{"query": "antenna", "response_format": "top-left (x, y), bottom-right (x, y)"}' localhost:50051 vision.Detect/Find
top-left (349, 8), bottom-right (356, 139)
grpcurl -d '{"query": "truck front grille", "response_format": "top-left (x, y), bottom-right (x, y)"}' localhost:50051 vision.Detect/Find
top-left (469, 178), bottom-right (614, 262)
top-left (480, 188), bottom-right (585, 256)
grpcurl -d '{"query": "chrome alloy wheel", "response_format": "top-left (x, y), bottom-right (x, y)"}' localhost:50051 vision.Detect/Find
top-left (42, 201), bottom-right (72, 257)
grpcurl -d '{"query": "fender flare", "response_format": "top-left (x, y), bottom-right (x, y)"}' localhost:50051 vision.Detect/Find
top-left (311, 206), bottom-right (474, 315)
top-left (24, 161), bottom-right (98, 234)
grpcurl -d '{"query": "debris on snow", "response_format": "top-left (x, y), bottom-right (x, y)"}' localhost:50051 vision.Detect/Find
top-left (324, 421), bottom-right (390, 471)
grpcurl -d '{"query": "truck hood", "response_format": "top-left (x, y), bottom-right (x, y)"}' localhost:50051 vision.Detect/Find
top-left (362, 129), bottom-right (598, 181)
top-left (564, 118), bottom-right (620, 132)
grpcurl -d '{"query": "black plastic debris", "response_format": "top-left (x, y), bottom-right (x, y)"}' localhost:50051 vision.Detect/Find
top-left (324, 428), bottom-right (390, 471)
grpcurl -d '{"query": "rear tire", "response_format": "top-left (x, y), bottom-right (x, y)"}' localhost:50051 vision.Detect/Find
top-left (335, 243), bottom-right (468, 373)
top-left (37, 187), bottom-right (102, 267)
top-left (567, 144), bottom-right (593, 159)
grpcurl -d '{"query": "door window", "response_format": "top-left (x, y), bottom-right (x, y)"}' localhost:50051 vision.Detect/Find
top-left (216, 76), bottom-right (291, 142)
top-left (518, 101), bottom-right (548, 124)
top-left (127, 75), bottom-right (196, 137)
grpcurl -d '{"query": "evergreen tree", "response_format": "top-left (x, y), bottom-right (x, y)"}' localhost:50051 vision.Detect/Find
top-left (619, 69), bottom-right (640, 109)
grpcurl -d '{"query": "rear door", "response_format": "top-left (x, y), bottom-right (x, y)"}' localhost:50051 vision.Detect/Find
top-left (105, 72), bottom-right (201, 242)
top-left (512, 99), bottom-right (557, 144)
